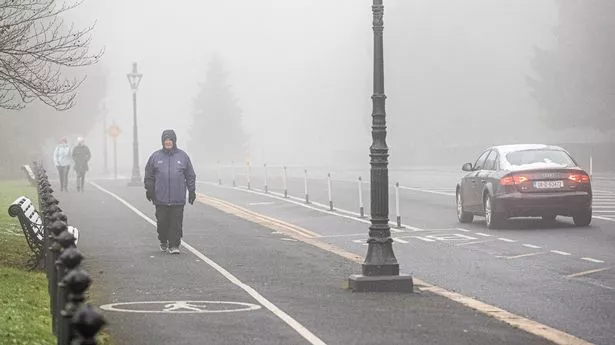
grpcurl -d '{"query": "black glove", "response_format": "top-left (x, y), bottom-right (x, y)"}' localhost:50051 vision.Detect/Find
top-left (146, 190), bottom-right (154, 202)
top-left (188, 191), bottom-right (196, 205)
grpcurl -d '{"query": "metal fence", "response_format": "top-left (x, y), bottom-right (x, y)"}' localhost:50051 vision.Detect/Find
top-left (32, 161), bottom-right (107, 345)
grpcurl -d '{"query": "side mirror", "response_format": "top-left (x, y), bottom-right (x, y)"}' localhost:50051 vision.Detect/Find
top-left (462, 163), bottom-right (473, 172)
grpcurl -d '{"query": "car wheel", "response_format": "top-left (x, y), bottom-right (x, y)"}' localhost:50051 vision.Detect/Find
top-left (573, 208), bottom-right (592, 227)
top-left (484, 194), bottom-right (501, 229)
top-left (456, 191), bottom-right (474, 223)
top-left (542, 214), bottom-right (557, 223)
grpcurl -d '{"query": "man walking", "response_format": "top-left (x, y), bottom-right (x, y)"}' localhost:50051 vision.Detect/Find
top-left (144, 129), bottom-right (196, 254)
top-left (72, 136), bottom-right (91, 192)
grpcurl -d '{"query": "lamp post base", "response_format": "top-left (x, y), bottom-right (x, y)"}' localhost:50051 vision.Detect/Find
top-left (348, 274), bottom-right (413, 293)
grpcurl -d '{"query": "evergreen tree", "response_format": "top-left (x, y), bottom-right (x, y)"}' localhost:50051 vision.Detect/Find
top-left (188, 56), bottom-right (247, 166)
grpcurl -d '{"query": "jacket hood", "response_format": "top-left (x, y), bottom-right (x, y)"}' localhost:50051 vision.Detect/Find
top-left (161, 129), bottom-right (177, 150)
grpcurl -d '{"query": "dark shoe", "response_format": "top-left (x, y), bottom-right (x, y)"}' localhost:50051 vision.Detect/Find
top-left (159, 242), bottom-right (168, 252)
top-left (168, 247), bottom-right (180, 254)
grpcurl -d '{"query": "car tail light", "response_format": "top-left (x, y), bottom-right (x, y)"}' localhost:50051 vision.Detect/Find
top-left (568, 174), bottom-right (590, 184)
top-left (500, 175), bottom-right (529, 185)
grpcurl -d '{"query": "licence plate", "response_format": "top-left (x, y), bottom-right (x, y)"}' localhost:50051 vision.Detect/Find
top-left (534, 180), bottom-right (563, 189)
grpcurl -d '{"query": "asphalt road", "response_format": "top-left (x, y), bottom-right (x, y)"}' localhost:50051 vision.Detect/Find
top-left (196, 168), bottom-right (615, 345)
top-left (52, 179), bottom-right (556, 345)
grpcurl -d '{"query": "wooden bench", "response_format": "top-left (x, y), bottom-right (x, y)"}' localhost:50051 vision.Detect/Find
top-left (7, 196), bottom-right (80, 270)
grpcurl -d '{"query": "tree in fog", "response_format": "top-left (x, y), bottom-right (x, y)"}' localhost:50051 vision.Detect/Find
top-left (0, 0), bottom-right (103, 110)
top-left (529, 1), bottom-right (615, 131)
top-left (0, 64), bottom-right (108, 176)
top-left (188, 56), bottom-right (247, 165)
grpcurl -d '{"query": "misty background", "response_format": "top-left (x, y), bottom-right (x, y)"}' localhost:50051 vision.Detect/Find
top-left (2, 0), bottom-right (613, 177)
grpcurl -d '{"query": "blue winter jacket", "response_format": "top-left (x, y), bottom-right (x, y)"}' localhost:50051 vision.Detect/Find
top-left (144, 131), bottom-right (196, 206)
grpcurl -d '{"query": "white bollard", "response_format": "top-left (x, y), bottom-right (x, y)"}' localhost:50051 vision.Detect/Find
top-left (264, 163), bottom-right (269, 194)
top-left (358, 176), bottom-right (364, 218)
top-left (395, 182), bottom-right (401, 228)
top-left (231, 161), bottom-right (236, 187)
top-left (589, 155), bottom-right (593, 179)
top-left (247, 162), bottom-right (252, 190)
top-left (217, 161), bottom-right (221, 185)
top-left (327, 173), bottom-right (333, 211)
top-left (304, 169), bottom-right (309, 204)
top-left (283, 166), bottom-right (288, 198)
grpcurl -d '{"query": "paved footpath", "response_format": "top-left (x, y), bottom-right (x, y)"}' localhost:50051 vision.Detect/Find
top-left (53, 179), bottom-right (561, 345)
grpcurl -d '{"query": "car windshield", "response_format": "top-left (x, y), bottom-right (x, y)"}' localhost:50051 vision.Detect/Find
top-left (504, 149), bottom-right (576, 169)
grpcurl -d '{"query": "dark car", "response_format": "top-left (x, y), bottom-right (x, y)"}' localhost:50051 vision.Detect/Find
top-left (456, 144), bottom-right (592, 228)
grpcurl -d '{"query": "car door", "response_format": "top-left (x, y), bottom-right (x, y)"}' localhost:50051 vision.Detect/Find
top-left (477, 150), bottom-right (498, 205)
top-left (465, 150), bottom-right (490, 212)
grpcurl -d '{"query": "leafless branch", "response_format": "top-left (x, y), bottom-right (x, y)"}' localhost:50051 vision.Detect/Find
top-left (0, 0), bottom-right (104, 110)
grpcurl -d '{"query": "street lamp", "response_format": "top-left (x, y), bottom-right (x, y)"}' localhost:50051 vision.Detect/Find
top-left (127, 62), bottom-right (143, 186)
top-left (348, 0), bottom-right (413, 292)
top-left (101, 103), bottom-right (108, 175)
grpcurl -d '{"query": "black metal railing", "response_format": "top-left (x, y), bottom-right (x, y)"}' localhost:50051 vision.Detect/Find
top-left (31, 161), bottom-right (107, 345)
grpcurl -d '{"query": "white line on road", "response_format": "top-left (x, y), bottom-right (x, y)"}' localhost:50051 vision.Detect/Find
top-left (455, 228), bottom-right (471, 232)
top-left (550, 250), bottom-right (572, 256)
top-left (581, 257), bottom-right (606, 264)
top-left (89, 182), bottom-right (328, 345)
top-left (496, 252), bottom-right (545, 259)
top-left (393, 238), bottom-right (409, 244)
top-left (248, 202), bottom-right (276, 206)
top-left (455, 240), bottom-right (494, 246)
top-left (523, 244), bottom-right (542, 249)
top-left (475, 233), bottom-right (491, 237)
top-left (497, 238), bottom-right (516, 243)
top-left (566, 267), bottom-right (611, 278)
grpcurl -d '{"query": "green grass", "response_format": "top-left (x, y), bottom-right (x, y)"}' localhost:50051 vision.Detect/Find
top-left (0, 180), bottom-right (112, 345)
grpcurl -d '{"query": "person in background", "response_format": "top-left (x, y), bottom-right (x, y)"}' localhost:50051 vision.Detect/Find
top-left (72, 136), bottom-right (91, 192)
top-left (53, 137), bottom-right (72, 192)
top-left (144, 129), bottom-right (196, 254)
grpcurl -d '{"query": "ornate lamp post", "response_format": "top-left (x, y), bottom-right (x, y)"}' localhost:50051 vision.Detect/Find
top-left (348, 0), bottom-right (413, 292)
top-left (127, 62), bottom-right (143, 186)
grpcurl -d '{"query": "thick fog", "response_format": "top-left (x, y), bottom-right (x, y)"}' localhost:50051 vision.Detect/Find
top-left (61, 0), bottom-right (609, 176)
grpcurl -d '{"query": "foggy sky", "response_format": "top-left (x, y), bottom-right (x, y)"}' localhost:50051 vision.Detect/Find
top-left (63, 0), bottom-right (607, 175)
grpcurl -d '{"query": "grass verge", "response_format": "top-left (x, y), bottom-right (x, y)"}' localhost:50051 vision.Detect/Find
top-left (0, 180), bottom-right (112, 345)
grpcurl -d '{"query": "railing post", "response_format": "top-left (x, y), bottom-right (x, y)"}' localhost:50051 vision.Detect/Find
top-left (231, 161), bottom-right (236, 187)
top-left (358, 176), bottom-right (365, 218)
top-left (283, 166), bottom-right (288, 198)
top-left (395, 182), bottom-right (402, 228)
top-left (247, 162), bottom-right (252, 190)
top-left (304, 169), bottom-right (309, 204)
top-left (327, 173), bottom-right (333, 211)
top-left (217, 160), bottom-right (221, 185)
top-left (264, 163), bottom-right (268, 194)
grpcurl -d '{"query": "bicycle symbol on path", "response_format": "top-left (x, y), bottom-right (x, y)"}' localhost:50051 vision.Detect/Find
top-left (100, 300), bottom-right (262, 314)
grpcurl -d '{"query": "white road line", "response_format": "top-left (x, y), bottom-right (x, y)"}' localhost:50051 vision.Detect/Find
top-left (581, 257), bottom-right (606, 264)
top-left (456, 228), bottom-right (471, 232)
top-left (497, 252), bottom-right (545, 259)
top-left (497, 238), bottom-right (516, 243)
top-left (593, 216), bottom-right (615, 222)
top-left (393, 238), bottom-right (409, 244)
top-left (550, 250), bottom-right (571, 256)
top-left (455, 240), bottom-right (494, 246)
top-left (475, 233), bottom-right (491, 237)
top-left (523, 244), bottom-right (542, 249)
top-left (410, 236), bottom-right (437, 242)
top-left (566, 267), bottom-right (611, 278)
top-left (89, 182), bottom-right (328, 345)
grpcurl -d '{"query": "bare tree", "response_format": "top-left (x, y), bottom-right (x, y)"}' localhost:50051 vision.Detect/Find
top-left (0, 0), bottom-right (103, 110)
